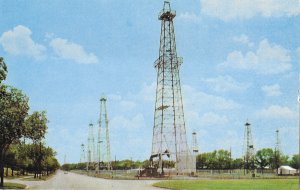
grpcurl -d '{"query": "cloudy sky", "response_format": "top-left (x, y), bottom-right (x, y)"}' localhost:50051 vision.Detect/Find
top-left (0, 0), bottom-right (299, 163)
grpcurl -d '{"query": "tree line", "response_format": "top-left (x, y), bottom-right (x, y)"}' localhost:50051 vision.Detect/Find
top-left (62, 159), bottom-right (175, 171)
top-left (196, 149), bottom-right (299, 173)
top-left (0, 57), bottom-right (59, 187)
top-left (61, 149), bottom-right (299, 173)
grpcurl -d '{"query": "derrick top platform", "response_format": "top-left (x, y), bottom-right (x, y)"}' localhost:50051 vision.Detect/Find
top-left (159, 1), bottom-right (176, 21)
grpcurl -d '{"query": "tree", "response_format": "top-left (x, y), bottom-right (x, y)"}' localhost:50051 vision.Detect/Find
top-left (0, 57), bottom-right (7, 82)
top-left (4, 149), bottom-right (17, 177)
top-left (196, 150), bottom-right (232, 170)
top-left (196, 153), bottom-right (208, 169)
top-left (0, 85), bottom-right (29, 187)
top-left (280, 155), bottom-right (289, 165)
top-left (15, 143), bottom-right (32, 175)
top-left (25, 111), bottom-right (48, 142)
top-left (215, 149), bottom-right (231, 170)
top-left (41, 146), bottom-right (59, 175)
top-left (255, 148), bottom-right (274, 173)
top-left (289, 154), bottom-right (300, 169)
top-left (232, 158), bottom-right (244, 169)
top-left (24, 111), bottom-right (48, 178)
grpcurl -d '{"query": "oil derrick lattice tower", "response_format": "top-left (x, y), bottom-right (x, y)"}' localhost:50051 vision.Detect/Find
top-left (87, 123), bottom-right (95, 170)
top-left (151, 1), bottom-right (194, 175)
top-left (274, 129), bottom-right (281, 174)
top-left (80, 143), bottom-right (85, 163)
top-left (191, 131), bottom-right (198, 173)
top-left (243, 121), bottom-right (255, 174)
top-left (192, 131), bottom-right (199, 154)
top-left (97, 96), bottom-right (111, 170)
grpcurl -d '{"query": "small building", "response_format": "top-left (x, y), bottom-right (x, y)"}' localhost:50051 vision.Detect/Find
top-left (278, 165), bottom-right (297, 175)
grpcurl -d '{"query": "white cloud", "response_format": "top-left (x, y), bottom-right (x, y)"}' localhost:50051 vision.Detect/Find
top-left (198, 112), bottom-right (229, 126)
top-left (261, 84), bottom-right (282, 96)
top-left (201, 0), bottom-right (300, 21)
top-left (110, 114), bottom-right (146, 130)
top-left (0, 25), bottom-right (46, 59)
top-left (120, 100), bottom-right (136, 111)
top-left (138, 82), bottom-right (156, 102)
top-left (219, 39), bottom-right (291, 75)
top-left (256, 105), bottom-right (297, 119)
top-left (183, 84), bottom-right (241, 110)
top-left (178, 12), bottom-right (200, 22)
top-left (50, 38), bottom-right (98, 64)
top-left (203, 75), bottom-right (249, 93)
top-left (233, 34), bottom-right (254, 47)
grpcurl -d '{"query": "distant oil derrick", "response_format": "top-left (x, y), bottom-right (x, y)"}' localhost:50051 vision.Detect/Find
top-left (192, 131), bottom-right (199, 154)
top-left (87, 123), bottom-right (95, 171)
top-left (85, 96), bottom-right (111, 172)
top-left (96, 96), bottom-right (111, 171)
top-left (80, 143), bottom-right (85, 163)
top-left (243, 121), bottom-right (255, 174)
top-left (274, 129), bottom-right (281, 174)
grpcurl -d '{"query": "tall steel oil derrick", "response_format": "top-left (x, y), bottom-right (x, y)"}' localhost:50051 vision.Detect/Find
top-left (151, 1), bottom-right (194, 175)
top-left (98, 96), bottom-right (111, 170)
top-left (87, 123), bottom-right (95, 170)
top-left (243, 121), bottom-right (255, 174)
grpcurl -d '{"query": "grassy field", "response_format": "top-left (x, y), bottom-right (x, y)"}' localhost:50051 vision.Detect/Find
top-left (153, 179), bottom-right (298, 190)
top-left (3, 182), bottom-right (26, 189)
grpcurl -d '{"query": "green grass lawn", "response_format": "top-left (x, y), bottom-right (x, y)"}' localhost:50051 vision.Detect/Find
top-left (3, 182), bottom-right (26, 189)
top-left (153, 179), bottom-right (298, 190)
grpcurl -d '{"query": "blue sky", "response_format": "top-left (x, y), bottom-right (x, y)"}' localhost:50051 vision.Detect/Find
top-left (0, 0), bottom-right (299, 164)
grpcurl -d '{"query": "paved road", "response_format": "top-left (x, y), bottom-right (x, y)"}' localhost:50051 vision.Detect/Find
top-left (6, 170), bottom-right (165, 190)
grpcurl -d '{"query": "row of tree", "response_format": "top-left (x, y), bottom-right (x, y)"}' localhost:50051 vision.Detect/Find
top-left (196, 149), bottom-right (299, 173)
top-left (61, 149), bottom-right (299, 173)
top-left (61, 159), bottom-right (176, 171)
top-left (4, 142), bottom-right (59, 177)
top-left (62, 160), bottom-right (152, 171)
top-left (0, 57), bottom-right (59, 187)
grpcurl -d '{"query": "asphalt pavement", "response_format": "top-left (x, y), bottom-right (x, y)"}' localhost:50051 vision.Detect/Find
top-left (5, 170), bottom-right (165, 190)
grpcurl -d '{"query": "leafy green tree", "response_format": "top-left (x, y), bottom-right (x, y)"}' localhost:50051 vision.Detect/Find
top-left (0, 57), bottom-right (7, 82)
top-left (255, 148), bottom-right (274, 173)
top-left (215, 149), bottom-right (231, 170)
top-left (280, 155), bottom-right (289, 165)
top-left (24, 111), bottom-right (48, 178)
top-left (289, 154), bottom-right (299, 169)
top-left (196, 153), bottom-right (209, 169)
top-left (4, 144), bottom-right (20, 177)
top-left (142, 160), bottom-right (150, 169)
top-left (196, 150), bottom-right (232, 170)
top-left (15, 142), bottom-right (32, 175)
top-left (0, 85), bottom-right (29, 187)
top-left (42, 146), bottom-right (59, 175)
top-left (232, 158), bottom-right (244, 169)
top-left (25, 111), bottom-right (48, 142)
